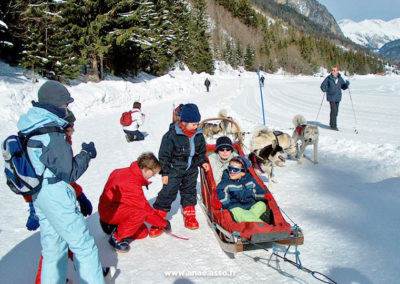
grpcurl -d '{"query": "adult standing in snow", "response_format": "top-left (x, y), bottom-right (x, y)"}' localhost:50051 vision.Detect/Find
top-left (204, 78), bottom-right (211, 92)
top-left (320, 66), bottom-right (350, 131)
top-left (17, 81), bottom-right (104, 283)
top-left (260, 75), bottom-right (265, 87)
top-left (123, 101), bottom-right (145, 142)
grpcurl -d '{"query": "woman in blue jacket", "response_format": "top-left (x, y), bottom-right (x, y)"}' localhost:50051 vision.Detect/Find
top-left (17, 81), bottom-right (104, 283)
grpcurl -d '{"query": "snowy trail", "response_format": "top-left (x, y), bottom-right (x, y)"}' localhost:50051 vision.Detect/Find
top-left (0, 63), bottom-right (399, 283)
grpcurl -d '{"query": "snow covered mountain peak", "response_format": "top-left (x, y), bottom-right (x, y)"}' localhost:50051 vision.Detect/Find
top-left (339, 18), bottom-right (400, 50)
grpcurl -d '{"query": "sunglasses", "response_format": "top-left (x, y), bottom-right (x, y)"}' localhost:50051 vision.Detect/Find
top-left (218, 147), bottom-right (232, 152)
top-left (228, 165), bottom-right (244, 174)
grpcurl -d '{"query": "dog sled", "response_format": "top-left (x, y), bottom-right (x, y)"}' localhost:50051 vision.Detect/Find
top-left (199, 117), bottom-right (304, 254)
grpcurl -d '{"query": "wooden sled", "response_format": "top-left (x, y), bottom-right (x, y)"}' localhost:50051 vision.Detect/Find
top-left (199, 118), bottom-right (304, 255)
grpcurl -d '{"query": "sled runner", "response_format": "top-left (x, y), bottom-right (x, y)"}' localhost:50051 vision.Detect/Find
top-left (199, 118), bottom-right (304, 254)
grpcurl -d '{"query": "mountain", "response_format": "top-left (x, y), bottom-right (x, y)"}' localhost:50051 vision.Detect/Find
top-left (339, 18), bottom-right (400, 51)
top-left (271, 0), bottom-right (343, 36)
top-left (379, 39), bottom-right (400, 62)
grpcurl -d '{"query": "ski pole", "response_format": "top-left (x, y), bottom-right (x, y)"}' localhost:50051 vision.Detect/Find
top-left (348, 88), bottom-right (359, 134)
top-left (315, 92), bottom-right (325, 123)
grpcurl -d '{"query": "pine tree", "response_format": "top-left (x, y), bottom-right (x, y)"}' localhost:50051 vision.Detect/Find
top-left (244, 45), bottom-right (254, 70)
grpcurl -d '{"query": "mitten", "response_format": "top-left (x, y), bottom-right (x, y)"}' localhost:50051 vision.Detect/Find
top-left (164, 220), bottom-right (171, 232)
top-left (346, 80), bottom-right (350, 86)
top-left (322, 86), bottom-right (328, 92)
top-left (26, 202), bottom-right (40, 231)
top-left (81, 142), bottom-right (97, 159)
top-left (77, 193), bottom-right (93, 217)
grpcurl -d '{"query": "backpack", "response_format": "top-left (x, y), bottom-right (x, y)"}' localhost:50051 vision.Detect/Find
top-left (120, 111), bottom-right (133, 126)
top-left (2, 126), bottom-right (64, 196)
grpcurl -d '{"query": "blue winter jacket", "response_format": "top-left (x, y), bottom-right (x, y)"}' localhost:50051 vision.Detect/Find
top-left (217, 170), bottom-right (267, 210)
top-left (17, 106), bottom-right (91, 187)
top-left (320, 73), bottom-right (348, 102)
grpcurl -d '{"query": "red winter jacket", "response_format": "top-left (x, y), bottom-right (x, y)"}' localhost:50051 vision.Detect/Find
top-left (98, 162), bottom-right (166, 228)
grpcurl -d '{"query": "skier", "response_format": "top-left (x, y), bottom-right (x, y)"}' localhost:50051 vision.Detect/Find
top-left (320, 66), bottom-right (350, 131)
top-left (149, 104), bottom-right (209, 237)
top-left (204, 78), bottom-right (211, 92)
top-left (17, 80), bottom-right (104, 283)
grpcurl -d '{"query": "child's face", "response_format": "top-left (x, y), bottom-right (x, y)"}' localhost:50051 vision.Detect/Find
top-left (228, 161), bottom-right (245, 180)
top-left (183, 122), bottom-right (199, 131)
top-left (142, 168), bottom-right (155, 180)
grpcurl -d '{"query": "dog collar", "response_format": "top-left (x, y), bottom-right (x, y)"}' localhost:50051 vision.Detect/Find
top-left (296, 125), bottom-right (305, 135)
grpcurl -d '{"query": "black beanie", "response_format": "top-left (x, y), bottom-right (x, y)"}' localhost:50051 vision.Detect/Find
top-left (180, 103), bottom-right (201, 122)
top-left (38, 81), bottom-right (74, 107)
top-left (215, 136), bottom-right (233, 152)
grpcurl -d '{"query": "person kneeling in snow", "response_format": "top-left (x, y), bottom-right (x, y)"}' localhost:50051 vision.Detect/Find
top-left (149, 103), bottom-right (209, 237)
top-left (217, 156), bottom-right (271, 223)
top-left (123, 101), bottom-right (146, 142)
top-left (98, 152), bottom-right (171, 253)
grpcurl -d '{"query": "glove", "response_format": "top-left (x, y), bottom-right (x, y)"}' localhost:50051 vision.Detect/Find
top-left (81, 142), bottom-right (97, 159)
top-left (322, 86), bottom-right (328, 92)
top-left (77, 193), bottom-right (93, 217)
top-left (26, 202), bottom-right (40, 231)
top-left (164, 220), bottom-right (171, 232)
top-left (346, 80), bottom-right (350, 86)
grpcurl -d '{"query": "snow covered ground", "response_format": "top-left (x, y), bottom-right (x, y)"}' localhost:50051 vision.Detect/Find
top-left (0, 60), bottom-right (399, 284)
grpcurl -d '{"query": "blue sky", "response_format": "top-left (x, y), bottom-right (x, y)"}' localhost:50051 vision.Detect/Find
top-left (317, 0), bottom-right (400, 22)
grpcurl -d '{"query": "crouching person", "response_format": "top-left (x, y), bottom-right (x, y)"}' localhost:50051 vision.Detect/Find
top-left (150, 103), bottom-right (209, 237)
top-left (99, 152), bottom-right (171, 253)
top-left (217, 156), bottom-right (271, 223)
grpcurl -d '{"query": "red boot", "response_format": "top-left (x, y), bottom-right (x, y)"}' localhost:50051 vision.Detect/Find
top-left (149, 209), bottom-right (167, 238)
top-left (183, 206), bottom-right (199, 230)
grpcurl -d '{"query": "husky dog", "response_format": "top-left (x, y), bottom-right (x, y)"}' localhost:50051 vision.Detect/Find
top-left (202, 122), bottom-right (223, 141)
top-left (218, 109), bottom-right (241, 141)
top-left (250, 125), bottom-right (297, 159)
top-left (292, 114), bottom-right (319, 164)
top-left (248, 145), bottom-right (286, 188)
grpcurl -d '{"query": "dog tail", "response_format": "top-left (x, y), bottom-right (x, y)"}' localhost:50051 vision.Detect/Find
top-left (252, 125), bottom-right (270, 137)
top-left (293, 114), bottom-right (307, 127)
top-left (218, 109), bottom-right (228, 118)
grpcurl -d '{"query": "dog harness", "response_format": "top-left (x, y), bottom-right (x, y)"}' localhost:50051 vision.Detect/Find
top-left (273, 131), bottom-right (283, 147)
top-left (295, 125), bottom-right (306, 135)
top-left (251, 150), bottom-right (265, 174)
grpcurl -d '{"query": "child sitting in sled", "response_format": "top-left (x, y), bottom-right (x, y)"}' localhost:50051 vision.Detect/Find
top-left (98, 152), bottom-right (171, 253)
top-left (217, 156), bottom-right (271, 223)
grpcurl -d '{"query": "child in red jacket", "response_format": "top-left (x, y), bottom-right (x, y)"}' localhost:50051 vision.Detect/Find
top-left (99, 152), bottom-right (170, 253)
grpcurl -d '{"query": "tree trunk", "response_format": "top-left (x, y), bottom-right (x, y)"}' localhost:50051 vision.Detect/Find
top-left (100, 54), bottom-right (104, 80)
top-left (91, 54), bottom-right (100, 82)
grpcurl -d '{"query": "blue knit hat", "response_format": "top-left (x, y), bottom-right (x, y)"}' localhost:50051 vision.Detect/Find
top-left (38, 80), bottom-right (74, 107)
top-left (180, 103), bottom-right (201, 122)
top-left (215, 136), bottom-right (233, 152)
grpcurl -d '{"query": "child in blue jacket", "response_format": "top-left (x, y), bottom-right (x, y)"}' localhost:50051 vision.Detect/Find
top-left (217, 156), bottom-right (269, 222)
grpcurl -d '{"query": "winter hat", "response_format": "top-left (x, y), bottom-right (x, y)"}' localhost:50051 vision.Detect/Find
top-left (180, 103), bottom-right (201, 123)
top-left (175, 104), bottom-right (184, 117)
top-left (215, 136), bottom-right (234, 152)
top-left (38, 80), bottom-right (74, 107)
top-left (231, 155), bottom-right (251, 173)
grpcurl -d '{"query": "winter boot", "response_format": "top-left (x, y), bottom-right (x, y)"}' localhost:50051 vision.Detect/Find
top-left (108, 231), bottom-right (130, 253)
top-left (149, 209), bottom-right (168, 238)
top-left (183, 206), bottom-right (199, 230)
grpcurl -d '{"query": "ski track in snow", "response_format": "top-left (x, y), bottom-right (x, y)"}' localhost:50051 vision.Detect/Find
top-left (0, 61), bottom-right (400, 283)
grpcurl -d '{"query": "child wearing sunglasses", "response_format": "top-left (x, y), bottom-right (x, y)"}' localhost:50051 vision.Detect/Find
top-left (217, 156), bottom-right (270, 223)
top-left (209, 136), bottom-right (238, 185)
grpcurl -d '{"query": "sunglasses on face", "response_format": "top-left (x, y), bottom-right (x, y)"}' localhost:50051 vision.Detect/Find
top-left (219, 147), bottom-right (232, 152)
top-left (228, 165), bottom-right (244, 174)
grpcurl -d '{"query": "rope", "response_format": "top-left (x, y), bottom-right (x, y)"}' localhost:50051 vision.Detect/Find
top-left (163, 229), bottom-right (189, 240)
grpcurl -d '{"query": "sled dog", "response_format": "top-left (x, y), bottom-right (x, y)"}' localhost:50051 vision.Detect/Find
top-left (292, 114), bottom-right (319, 164)
top-left (248, 144), bottom-right (286, 189)
top-left (250, 125), bottom-right (297, 159)
top-left (218, 109), bottom-right (241, 141)
top-left (202, 122), bottom-right (224, 141)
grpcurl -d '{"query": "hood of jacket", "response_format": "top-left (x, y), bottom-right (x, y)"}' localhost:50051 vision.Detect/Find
top-left (18, 106), bottom-right (68, 135)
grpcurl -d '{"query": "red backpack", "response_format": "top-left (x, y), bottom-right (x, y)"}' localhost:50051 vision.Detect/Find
top-left (120, 111), bottom-right (133, 126)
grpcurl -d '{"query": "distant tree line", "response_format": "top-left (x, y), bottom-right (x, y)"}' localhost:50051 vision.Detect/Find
top-left (211, 0), bottom-right (384, 74)
top-left (0, 0), bottom-right (214, 81)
